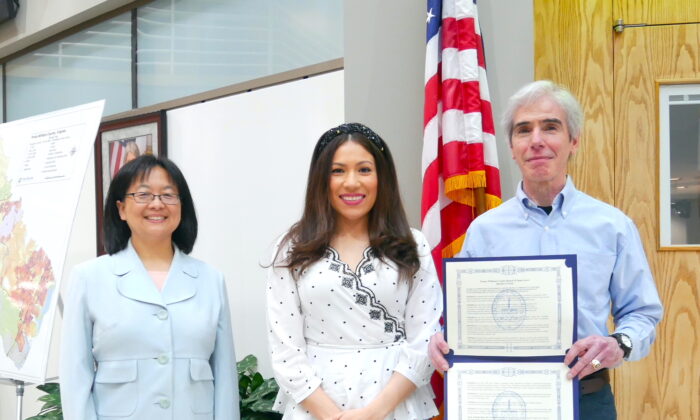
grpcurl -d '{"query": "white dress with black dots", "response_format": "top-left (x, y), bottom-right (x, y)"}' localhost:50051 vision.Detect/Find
top-left (266, 229), bottom-right (442, 420)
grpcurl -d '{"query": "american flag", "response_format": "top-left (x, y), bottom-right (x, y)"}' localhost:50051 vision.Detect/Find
top-left (109, 140), bottom-right (126, 179)
top-left (421, 0), bottom-right (501, 416)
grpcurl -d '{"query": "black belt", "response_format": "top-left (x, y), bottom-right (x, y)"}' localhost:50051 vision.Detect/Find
top-left (580, 369), bottom-right (610, 395)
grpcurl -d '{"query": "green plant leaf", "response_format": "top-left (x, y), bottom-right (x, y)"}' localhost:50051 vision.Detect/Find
top-left (239, 375), bottom-right (252, 395)
top-left (250, 372), bottom-right (264, 390)
top-left (27, 382), bottom-right (62, 420)
top-left (257, 378), bottom-right (279, 396)
top-left (36, 383), bottom-right (60, 395)
top-left (243, 378), bottom-right (279, 404)
top-left (249, 398), bottom-right (278, 412)
top-left (41, 402), bottom-right (60, 411)
top-left (237, 354), bottom-right (258, 376)
top-left (39, 394), bottom-right (60, 404)
top-left (241, 411), bottom-right (281, 420)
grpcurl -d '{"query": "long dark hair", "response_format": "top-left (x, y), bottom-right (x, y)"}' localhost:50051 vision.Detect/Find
top-left (278, 123), bottom-right (419, 280)
top-left (103, 155), bottom-right (198, 255)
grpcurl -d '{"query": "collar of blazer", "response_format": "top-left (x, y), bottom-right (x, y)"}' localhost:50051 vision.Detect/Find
top-left (112, 240), bottom-right (199, 307)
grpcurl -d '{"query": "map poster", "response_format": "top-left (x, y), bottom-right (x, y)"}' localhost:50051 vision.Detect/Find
top-left (0, 100), bottom-right (104, 383)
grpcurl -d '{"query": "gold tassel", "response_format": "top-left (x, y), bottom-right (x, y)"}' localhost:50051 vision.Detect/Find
top-left (445, 171), bottom-right (488, 206)
top-left (484, 193), bottom-right (502, 210)
top-left (441, 234), bottom-right (466, 259)
top-left (444, 171), bottom-right (487, 193)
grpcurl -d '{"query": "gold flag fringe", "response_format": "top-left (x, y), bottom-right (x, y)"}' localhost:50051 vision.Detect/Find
top-left (441, 233), bottom-right (466, 259)
top-left (445, 171), bottom-right (486, 191)
top-left (484, 193), bottom-right (502, 210)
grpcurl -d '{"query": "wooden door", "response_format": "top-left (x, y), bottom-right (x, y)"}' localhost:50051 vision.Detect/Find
top-left (613, 22), bottom-right (700, 420)
top-left (536, 1), bottom-right (700, 418)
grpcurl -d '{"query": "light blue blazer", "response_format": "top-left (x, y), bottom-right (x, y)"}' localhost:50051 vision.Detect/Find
top-left (60, 242), bottom-right (239, 420)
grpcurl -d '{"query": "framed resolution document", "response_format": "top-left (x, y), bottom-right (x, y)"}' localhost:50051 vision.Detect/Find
top-left (443, 255), bottom-right (578, 420)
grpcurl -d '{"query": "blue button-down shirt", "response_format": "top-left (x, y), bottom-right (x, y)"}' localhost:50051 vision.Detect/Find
top-left (457, 177), bottom-right (663, 361)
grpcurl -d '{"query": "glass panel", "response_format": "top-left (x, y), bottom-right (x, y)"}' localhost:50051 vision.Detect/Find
top-left (6, 13), bottom-right (132, 121)
top-left (137, 0), bottom-right (342, 107)
top-left (659, 84), bottom-right (700, 247)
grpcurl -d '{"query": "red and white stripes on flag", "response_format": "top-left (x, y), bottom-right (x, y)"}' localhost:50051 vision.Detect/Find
top-left (422, 2), bottom-right (501, 418)
top-left (422, 0), bottom-right (501, 276)
top-left (109, 140), bottom-right (125, 178)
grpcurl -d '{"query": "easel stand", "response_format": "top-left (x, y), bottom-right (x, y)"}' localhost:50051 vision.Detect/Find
top-left (0, 378), bottom-right (27, 420)
top-left (14, 380), bottom-right (24, 420)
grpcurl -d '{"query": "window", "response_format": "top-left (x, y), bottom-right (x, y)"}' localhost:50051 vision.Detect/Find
top-left (6, 14), bottom-right (132, 121)
top-left (3, 0), bottom-right (343, 120)
top-left (137, 0), bottom-right (342, 106)
top-left (658, 83), bottom-right (700, 247)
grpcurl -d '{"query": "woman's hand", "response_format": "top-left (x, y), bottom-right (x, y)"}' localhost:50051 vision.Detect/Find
top-left (330, 373), bottom-right (415, 420)
top-left (300, 388), bottom-right (342, 420)
top-left (332, 408), bottom-right (383, 420)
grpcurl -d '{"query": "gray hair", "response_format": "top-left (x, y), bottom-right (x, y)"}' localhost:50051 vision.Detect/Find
top-left (502, 80), bottom-right (584, 144)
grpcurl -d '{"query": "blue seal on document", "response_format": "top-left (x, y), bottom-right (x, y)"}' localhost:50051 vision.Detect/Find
top-left (492, 390), bottom-right (526, 420)
top-left (491, 289), bottom-right (526, 330)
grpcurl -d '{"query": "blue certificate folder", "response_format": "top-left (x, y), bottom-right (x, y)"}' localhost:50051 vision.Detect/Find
top-left (442, 255), bottom-right (579, 420)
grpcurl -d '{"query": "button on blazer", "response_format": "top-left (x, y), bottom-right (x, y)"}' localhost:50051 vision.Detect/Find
top-left (60, 242), bottom-right (239, 420)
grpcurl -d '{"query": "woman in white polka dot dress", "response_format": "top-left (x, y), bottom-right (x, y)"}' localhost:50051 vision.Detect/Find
top-left (266, 123), bottom-right (442, 420)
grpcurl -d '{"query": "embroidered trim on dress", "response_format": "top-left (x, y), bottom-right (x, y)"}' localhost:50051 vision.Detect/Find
top-left (325, 247), bottom-right (406, 341)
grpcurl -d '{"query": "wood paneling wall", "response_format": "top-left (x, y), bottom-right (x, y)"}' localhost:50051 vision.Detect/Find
top-left (535, 1), bottom-right (700, 419)
top-left (613, 24), bottom-right (700, 420)
top-left (614, 0), bottom-right (700, 25)
top-left (534, 0), bottom-right (614, 204)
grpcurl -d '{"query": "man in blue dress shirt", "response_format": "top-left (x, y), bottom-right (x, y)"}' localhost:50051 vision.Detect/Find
top-left (428, 80), bottom-right (663, 419)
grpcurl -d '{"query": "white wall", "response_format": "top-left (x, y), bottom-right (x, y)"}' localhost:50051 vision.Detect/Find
top-left (479, 0), bottom-right (534, 197)
top-left (167, 70), bottom-right (344, 378)
top-left (343, 0), bottom-right (426, 226)
top-left (0, 0), bottom-right (134, 58)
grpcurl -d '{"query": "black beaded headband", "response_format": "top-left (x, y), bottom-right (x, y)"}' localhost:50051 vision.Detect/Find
top-left (315, 123), bottom-right (387, 156)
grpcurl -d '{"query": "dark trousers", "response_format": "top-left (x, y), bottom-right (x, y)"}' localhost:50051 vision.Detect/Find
top-left (580, 383), bottom-right (617, 420)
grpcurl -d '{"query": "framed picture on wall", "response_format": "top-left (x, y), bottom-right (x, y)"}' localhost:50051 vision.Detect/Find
top-left (94, 111), bottom-right (167, 255)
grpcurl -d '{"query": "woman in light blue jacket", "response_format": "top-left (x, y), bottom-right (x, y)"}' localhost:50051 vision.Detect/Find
top-left (60, 155), bottom-right (239, 420)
